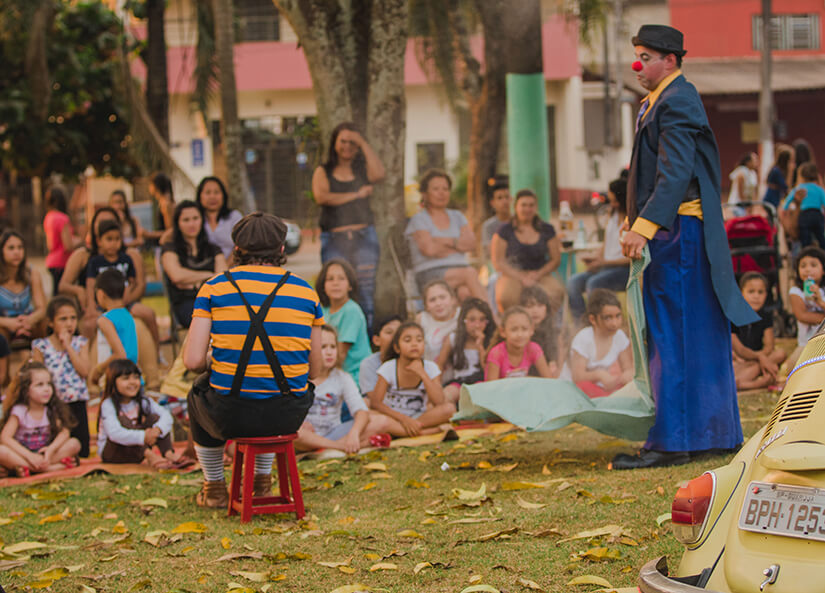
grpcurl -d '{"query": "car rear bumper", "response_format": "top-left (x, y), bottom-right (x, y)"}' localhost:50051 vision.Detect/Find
top-left (639, 557), bottom-right (722, 593)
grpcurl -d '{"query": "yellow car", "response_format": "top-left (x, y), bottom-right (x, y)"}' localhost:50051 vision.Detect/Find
top-left (638, 321), bottom-right (825, 593)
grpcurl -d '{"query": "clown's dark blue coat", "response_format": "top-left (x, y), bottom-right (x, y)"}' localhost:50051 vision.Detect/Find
top-left (627, 74), bottom-right (758, 327)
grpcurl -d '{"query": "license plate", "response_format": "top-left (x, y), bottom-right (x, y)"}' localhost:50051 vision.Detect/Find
top-left (739, 481), bottom-right (825, 542)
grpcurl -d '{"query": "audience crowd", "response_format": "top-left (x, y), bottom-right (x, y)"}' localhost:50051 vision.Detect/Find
top-left (0, 126), bottom-right (822, 482)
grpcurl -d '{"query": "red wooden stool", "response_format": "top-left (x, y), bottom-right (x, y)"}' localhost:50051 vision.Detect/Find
top-left (228, 434), bottom-right (305, 523)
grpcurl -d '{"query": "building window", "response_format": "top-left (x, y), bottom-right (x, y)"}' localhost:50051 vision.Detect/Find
top-left (753, 13), bottom-right (820, 50)
top-left (416, 143), bottom-right (445, 175)
top-left (235, 0), bottom-right (279, 42)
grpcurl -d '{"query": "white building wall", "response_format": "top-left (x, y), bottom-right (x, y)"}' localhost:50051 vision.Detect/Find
top-left (403, 86), bottom-right (461, 187)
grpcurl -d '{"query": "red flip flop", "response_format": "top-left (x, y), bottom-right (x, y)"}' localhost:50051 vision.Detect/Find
top-left (369, 433), bottom-right (392, 448)
top-left (60, 457), bottom-right (78, 469)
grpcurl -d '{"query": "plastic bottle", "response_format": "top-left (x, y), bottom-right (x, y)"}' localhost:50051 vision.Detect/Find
top-left (804, 277), bottom-right (816, 299)
top-left (574, 219), bottom-right (587, 249)
top-left (559, 200), bottom-right (574, 239)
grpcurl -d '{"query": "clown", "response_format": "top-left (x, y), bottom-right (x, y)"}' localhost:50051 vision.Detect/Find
top-left (612, 25), bottom-right (758, 469)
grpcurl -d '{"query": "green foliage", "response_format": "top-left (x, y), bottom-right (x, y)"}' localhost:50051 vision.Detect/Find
top-left (0, 1), bottom-right (139, 179)
top-left (192, 0), bottom-right (217, 134)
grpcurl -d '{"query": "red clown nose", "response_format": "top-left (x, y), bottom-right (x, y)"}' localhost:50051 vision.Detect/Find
top-left (632, 61), bottom-right (643, 72)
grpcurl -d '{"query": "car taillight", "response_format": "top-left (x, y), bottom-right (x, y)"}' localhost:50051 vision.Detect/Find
top-left (671, 472), bottom-right (715, 544)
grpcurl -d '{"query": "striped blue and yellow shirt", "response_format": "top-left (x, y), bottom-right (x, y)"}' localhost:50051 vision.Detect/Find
top-left (192, 265), bottom-right (324, 398)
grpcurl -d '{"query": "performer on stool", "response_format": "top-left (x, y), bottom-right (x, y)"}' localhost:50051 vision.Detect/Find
top-left (612, 25), bottom-right (759, 470)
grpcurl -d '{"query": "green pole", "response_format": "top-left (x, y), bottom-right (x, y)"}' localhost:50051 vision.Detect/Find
top-left (506, 73), bottom-right (552, 220)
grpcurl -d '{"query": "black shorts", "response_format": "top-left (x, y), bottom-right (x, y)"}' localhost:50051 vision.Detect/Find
top-left (187, 372), bottom-right (314, 447)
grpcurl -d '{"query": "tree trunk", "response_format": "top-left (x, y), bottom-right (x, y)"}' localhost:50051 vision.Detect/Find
top-left (465, 0), bottom-right (509, 234)
top-left (759, 0), bottom-right (773, 194)
top-left (145, 0), bottom-right (169, 142)
top-left (274, 0), bottom-right (409, 318)
top-left (24, 0), bottom-right (55, 124)
top-left (366, 0), bottom-right (409, 318)
top-left (213, 0), bottom-right (244, 211)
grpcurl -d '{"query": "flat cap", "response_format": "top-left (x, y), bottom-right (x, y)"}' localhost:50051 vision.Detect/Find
top-left (632, 24), bottom-right (686, 57)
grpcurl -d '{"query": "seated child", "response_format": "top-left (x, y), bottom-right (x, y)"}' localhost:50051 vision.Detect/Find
top-left (32, 296), bottom-right (91, 457)
top-left (0, 361), bottom-right (81, 476)
top-left (560, 289), bottom-right (632, 398)
top-left (520, 285), bottom-right (564, 372)
top-left (317, 259), bottom-right (371, 389)
top-left (98, 359), bottom-right (190, 468)
top-left (485, 306), bottom-right (557, 380)
top-left (90, 269), bottom-right (138, 385)
top-left (787, 246), bottom-right (825, 370)
top-left (370, 321), bottom-right (456, 437)
top-left (360, 315), bottom-right (403, 398)
top-left (436, 298), bottom-right (496, 404)
top-left (732, 272), bottom-right (787, 390)
top-left (297, 326), bottom-right (390, 453)
top-left (84, 219), bottom-right (159, 349)
top-left (417, 280), bottom-right (459, 362)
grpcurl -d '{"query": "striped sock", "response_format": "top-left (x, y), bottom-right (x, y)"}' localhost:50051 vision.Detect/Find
top-left (194, 445), bottom-right (225, 482)
top-left (254, 453), bottom-right (274, 475)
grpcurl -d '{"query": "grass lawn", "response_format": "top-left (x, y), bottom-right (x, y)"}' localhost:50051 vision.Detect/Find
top-left (0, 389), bottom-right (776, 593)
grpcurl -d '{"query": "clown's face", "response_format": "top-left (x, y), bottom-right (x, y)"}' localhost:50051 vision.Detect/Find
top-left (634, 46), bottom-right (670, 91)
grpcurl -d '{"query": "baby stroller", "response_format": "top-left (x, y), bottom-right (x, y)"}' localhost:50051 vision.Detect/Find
top-left (723, 201), bottom-right (795, 337)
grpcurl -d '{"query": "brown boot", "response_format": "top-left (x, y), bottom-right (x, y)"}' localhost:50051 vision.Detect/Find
top-left (195, 480), bottom-right (228, 508)
top-left (252, 474), bottom-right (272, 498)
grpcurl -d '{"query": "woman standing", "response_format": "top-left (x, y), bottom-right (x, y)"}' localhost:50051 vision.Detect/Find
top-left (405, 169), bottom-right (486, 303)
top-left (161, 200), bottom-right (227, 328)
top-left (43, 187), bottom-right (79, 293)
top-left (196, 176), bottom-right (243, 260)
top-left (728, 152), bottom-right (759, 207)
top-left (0, 231), bottom-right (47, 347)
top-left (311, 123), bottom-right (385, 327)
top-left (763, 144), bottom-right (794, 208)
top-left (144, 173), bottom-right (175, 242)
top-left (491, 189), bottom-right (565, 314)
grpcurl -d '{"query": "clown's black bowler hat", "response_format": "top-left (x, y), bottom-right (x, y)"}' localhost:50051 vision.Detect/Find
top-left (632, 24), bottom-right (687, 57)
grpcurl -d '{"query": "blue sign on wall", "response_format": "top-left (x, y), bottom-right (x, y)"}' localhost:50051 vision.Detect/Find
top-left (192, 139), bottom-right (204, 167)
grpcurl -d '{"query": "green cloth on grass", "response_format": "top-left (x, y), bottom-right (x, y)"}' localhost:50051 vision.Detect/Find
top-left (454, 247), bottom-right (655, 441)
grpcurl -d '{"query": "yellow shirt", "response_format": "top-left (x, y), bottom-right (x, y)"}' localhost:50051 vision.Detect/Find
top-left (630, 69), bottom-right (703, 240)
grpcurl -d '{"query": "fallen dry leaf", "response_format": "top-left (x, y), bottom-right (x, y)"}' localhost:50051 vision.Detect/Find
top-left (459, 585), bottom-right (501, 593)
top-left (559, 525), bottom-right (626, 543)
top-left (397, 529), bottom-right (425, 538)
top-left (573, 547), bottom-right (622, 562)
top-left (359, 482), bottom-right (377, 491)
top-left (516, 497), bottom-right (547, 510)
top-left (230, 570), bottom-right (269, 582)
top-left (338, 566), bottom-right (357, 574)
top-left (418, 451), bottom-right (432, 462)
top-left (477, 461), bottom-right (492, 469)
top-left (492, 462), bottom-right (519, 472)
top-left (517, 577), bottom-right (544, 590)
top-left (452, 483), bottom-right (487, 502)
top-left (363, 462), bottom-right (387, 472)
top-left (566, 575), bottom-right (613, 587)
top-left (541, 464), bottom-right (552, 475)
top-left (39, 508), bottom-right (71, 525)
top-left (448, 517), bottom-right (501, 525)
top-left (211, 551), bottom-right (264, 563)
top-left (317, 558), bottom-right (352, 568)
top-left (656, 513), bottom-right (672, 526)
top-left (414, 562), bottom-right (432, 574)
top-left (406, 479), bottom-right (430, 489)
top-left (369, 562), bottom-right (398, 572)
top-left (4, 542), bottom-right (49, 555)
top-left (477, 527), bottom-right (519, 542)
top-left (127, 578), bottom-right (152, 591)
top-left (139, 497), bottom-right (167, 509)
top-left (469, 575), bottom-right (483, 584)
top-left (171, 521), bottom-right (208, 534)
top-left (501, 482), bottom-right (544, 491)
top-left (221, 537), bottom-right (232, 550)
top-left (328, 585), bottom-right (374, 593)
